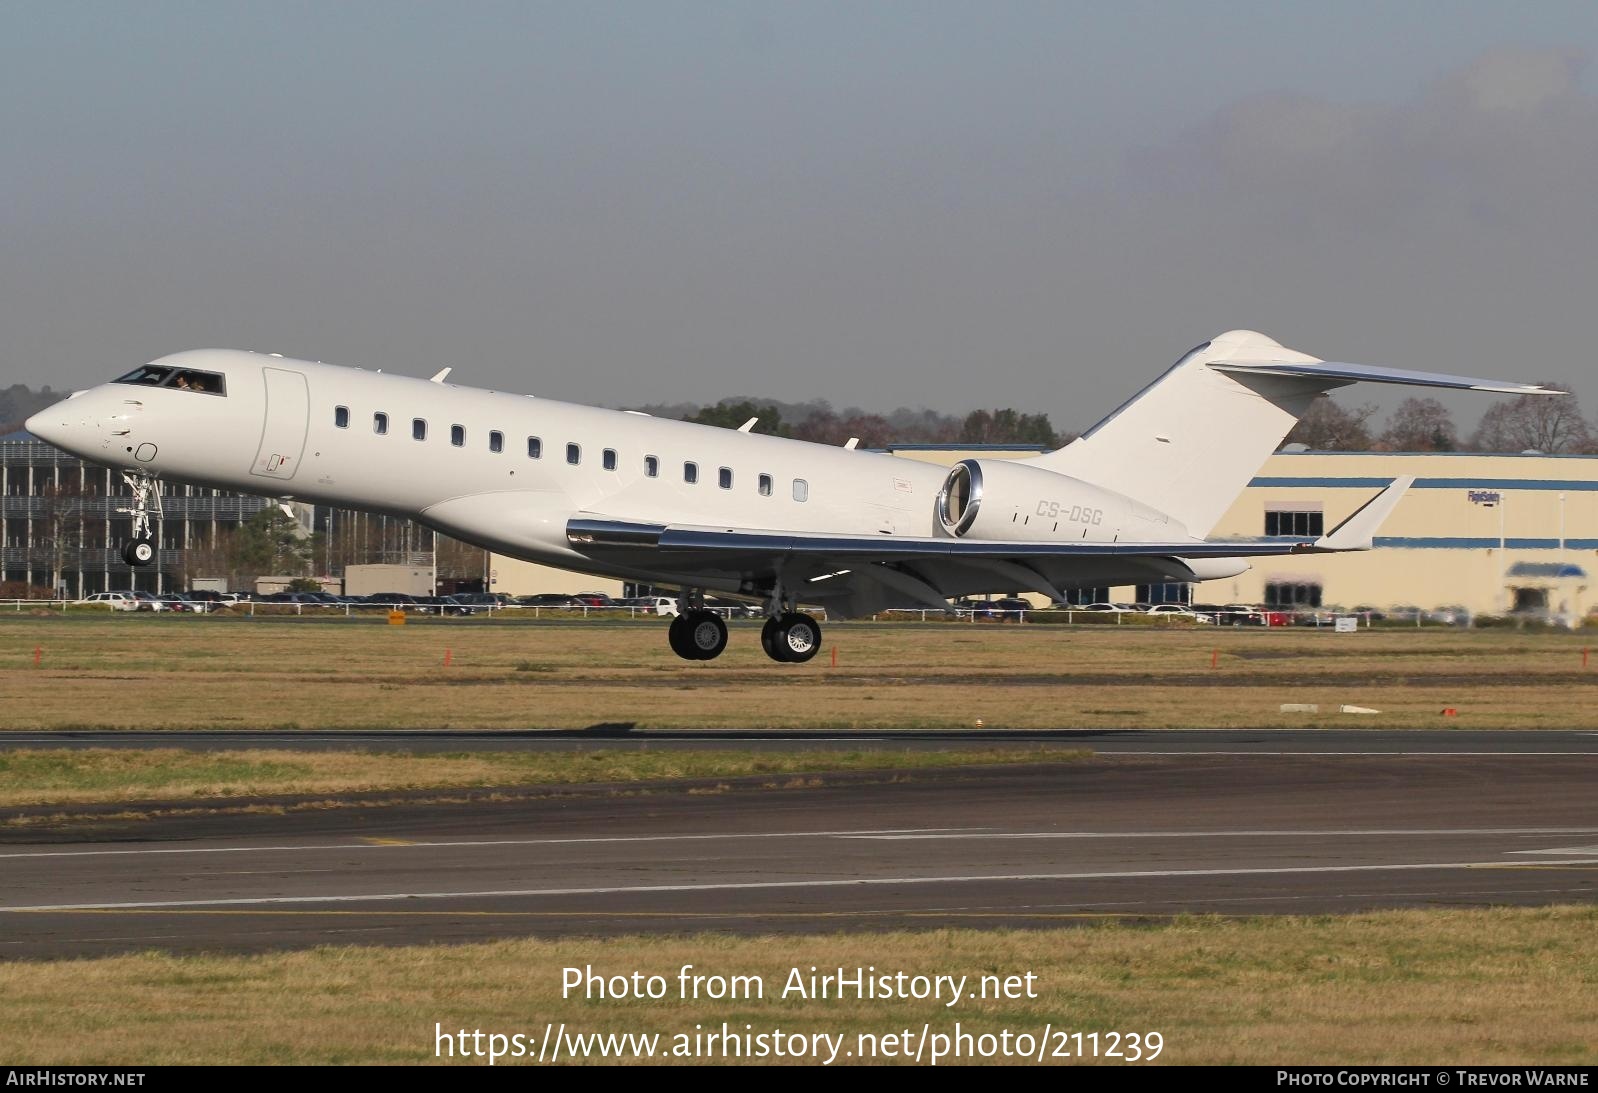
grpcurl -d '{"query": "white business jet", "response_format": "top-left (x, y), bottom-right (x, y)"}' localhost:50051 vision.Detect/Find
top-left (27, 330), bottom-right (1557, 663)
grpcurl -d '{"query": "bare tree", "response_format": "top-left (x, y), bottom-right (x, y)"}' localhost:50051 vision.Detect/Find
top-left (32, 476), bottom-right (86, 594)
top-left (1468, 386), bottom-right (1588, 453)
top-left (959, 408), bottom-right (1064, 447)
top-left (1282, 396), bottom-right (1378, 450)
top-left (435, 534), bottom-right (486, 579)
top-left (1377, 397), bottom-right (1458, 452)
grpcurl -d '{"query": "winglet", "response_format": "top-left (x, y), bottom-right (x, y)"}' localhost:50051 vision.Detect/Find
top-left (1314, 475), bottom-right (1414, 551)
top-left (430, 367), bottom-right (452, 384)
top-left (738, 417), bottom-right (758, 433)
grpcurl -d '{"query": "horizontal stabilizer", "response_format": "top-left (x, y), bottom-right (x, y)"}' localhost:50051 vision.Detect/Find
top-left (1315, 476), bottom-right (1414, 551)
top-left (1211, 360), bottom-right (1562, 396)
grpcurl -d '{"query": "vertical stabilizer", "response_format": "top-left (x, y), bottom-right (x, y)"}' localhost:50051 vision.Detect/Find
top-left (1034, 331), bottom-right (1343, 537)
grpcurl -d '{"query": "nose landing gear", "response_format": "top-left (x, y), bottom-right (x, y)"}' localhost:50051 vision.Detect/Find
top-left (118, 471), bottom-right (161, 568)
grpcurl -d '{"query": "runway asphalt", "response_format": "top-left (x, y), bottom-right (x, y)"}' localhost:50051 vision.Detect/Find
top-left (3, 727), bottom-right (1597, 754)
top-left (2, 750), bottom-right (1594, 959)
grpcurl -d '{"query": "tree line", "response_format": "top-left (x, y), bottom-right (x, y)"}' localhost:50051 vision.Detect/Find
top-left (629, 396), bottom-right (1070, 450)
top-left (1285, 387), bottom-right (1596, 454)
top-left (655, 387), bottom-right (1598, 455)
top-left (0, 384), bottom-right (63, 435)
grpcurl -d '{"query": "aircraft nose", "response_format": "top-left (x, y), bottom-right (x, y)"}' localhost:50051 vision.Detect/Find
top-left (23, 407), bottom-right (62, 445)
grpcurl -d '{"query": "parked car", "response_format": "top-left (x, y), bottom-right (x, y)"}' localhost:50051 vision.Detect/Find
top-left (1145, 604), bottom-right (1215, 623)
top-left (573, 592), bottom-right (617, 608)
top-left (616, 596), bottom-right (678, 616)
top-left (362, 592), bottom-right (424, 610)
top-left (79, 591), bottom-right (141, 612)
top-left (259, 592), bottom-right (322, 605)
top-left (516, 593), bottom-right (585, 609)
top-left (1213, 604), bottom-right (1267, 626)
top-left (452, 592), bottom-right (514, 608)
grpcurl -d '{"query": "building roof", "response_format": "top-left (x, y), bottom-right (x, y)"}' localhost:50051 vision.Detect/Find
top-left (0, 430), bottom-right (38, 443)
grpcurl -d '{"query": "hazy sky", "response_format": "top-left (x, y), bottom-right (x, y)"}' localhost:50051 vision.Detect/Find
top-left (5, 2), bottom-right (1598, 432)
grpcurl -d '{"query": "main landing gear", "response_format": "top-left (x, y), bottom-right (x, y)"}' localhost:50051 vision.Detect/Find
top-left (761, 612), bottom-right (822, 663)
top-left (663, 588), bottom-right (823, 664)
top-left (668, 609), bottom-right (729, 661)
top-left (118, 471), bottom-right (161, 568)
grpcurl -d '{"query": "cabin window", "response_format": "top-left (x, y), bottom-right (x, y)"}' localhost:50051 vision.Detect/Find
top-left (489, 430), bottom-right (503, 453)
top-left (334, 406), bottom-right (350, 429)
top-left (644, 455), bottom-right (659, 477)
top-left (527, 436), bottom-right (542, 458)
top-left (373, 412), bottom-right (389, 435)
top-left (719, 467), bottom-right (733, 489)
top-left (413, 418), bottom-right (427, 441)
top-left (758, 473), bottom-right (773, 497)
top-left (603, 448), bottom-right (617, 471)
top-left (792, 478), bottom-right (809, 502)
top-left (451, 425), bottom-right (465, 447)
top-left (566, 443), bottom-right (581, 465)
top-left (684, 462), bottom-right (698, 484)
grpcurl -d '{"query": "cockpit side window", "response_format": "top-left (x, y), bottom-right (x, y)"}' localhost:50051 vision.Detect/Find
top-left (115, 365), bottom-right (173, 386)
top-left (167, 369), bottom-right (227, 396)
top-left (116, 366), bottom-right (227, 395)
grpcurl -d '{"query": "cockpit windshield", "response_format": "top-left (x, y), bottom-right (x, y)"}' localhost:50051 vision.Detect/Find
top-left (114, 366), bottom-right (227, 396)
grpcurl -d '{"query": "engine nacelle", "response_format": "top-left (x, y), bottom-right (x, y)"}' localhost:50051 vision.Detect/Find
top-left (936, 458), bottom-right (1188, 542)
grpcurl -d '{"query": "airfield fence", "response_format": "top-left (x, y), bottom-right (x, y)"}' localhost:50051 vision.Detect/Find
top-left (2, 598), bottom-right (1589, 629)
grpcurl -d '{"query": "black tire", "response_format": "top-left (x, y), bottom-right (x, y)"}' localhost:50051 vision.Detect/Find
top-left (683, 610), bottom-right (728, 660)
top-left (761, 616), bottom-right (784, 661)
top-left (774, 612), bottom-right (822, 663)
top-left (668, 613), bottom-right (695, 659)
top-left (123, 538), bottom-right (156, 567)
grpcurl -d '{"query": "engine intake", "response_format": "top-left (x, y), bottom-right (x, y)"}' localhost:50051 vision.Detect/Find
top-left (937, 460), bottom-right (983, 536)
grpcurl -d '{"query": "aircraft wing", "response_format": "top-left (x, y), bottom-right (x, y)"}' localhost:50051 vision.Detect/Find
top-left (566, 476), bottom-right (1412, 613)
top-left (569, 474), bottom-right (1412, 563)
top-left (572, 518), bottom-right (1323, 560)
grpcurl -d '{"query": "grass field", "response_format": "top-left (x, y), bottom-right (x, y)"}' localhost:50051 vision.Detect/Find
top-left (1, 906), bottom-right (1592, 1065)
top-left (0, 746), bottom-right (1089, 809)
top-left (2, 614), bottom-right (1596, 730)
